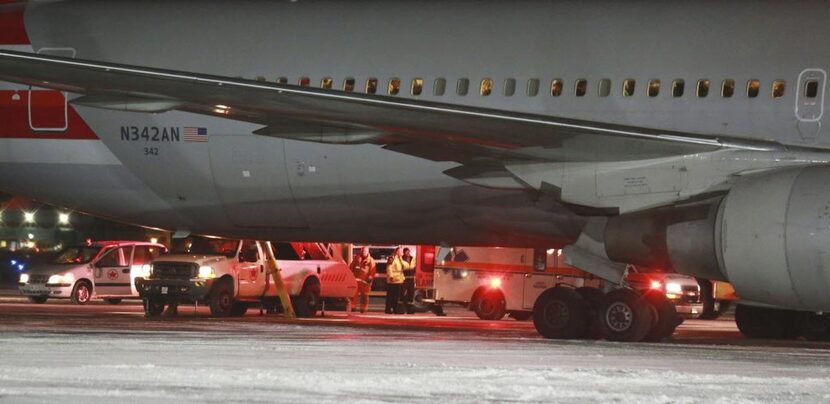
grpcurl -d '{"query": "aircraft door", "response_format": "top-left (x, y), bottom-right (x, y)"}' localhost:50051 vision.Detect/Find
top-left (28, 48), bottom-right (75, 132)
top-left (93, 246), bottom-right (134, 297)
top-left (795, 69), bottom-right (826, 141)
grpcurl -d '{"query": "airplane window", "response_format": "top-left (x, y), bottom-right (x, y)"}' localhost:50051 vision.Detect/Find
top-left (388, 78), bottom-right (401, 95)
top-left (623, 79), bottom-right (636, 97)
top-left (255, 76), bottom-right (266, 82)
top-left (411, 78), bottom-right (424, 96)
top-left (299, 77), bottom-right (311, 87)
top-left (366, 78), bottom-right (378, 94)
top-left (457, 78), bottom-right (470, 96)
top-left (276, 77), bottom-right (288, 85)
top-left (574, 79), bottom-right (587, 97)
top-left (321, 77), bottom-right (334, 89)
top-left (672, 80), bottom-right (685, 97)
top-left (721, 79), bottom-right (735, 98)
top-left (480, 79), bottom-right (493, 96)
top-left (805, 80), bottom-right (819, 98)
top-left (550, 79), bottom-right (563, 96)
top-left (696, 79), bottom-right (710, 97)
top-left (343, 77), bottom-right (355, 92)
top-left (772, 80), bottom-right (786, 98)
top-left (746, 79), bottom-right (760, 98)
top-left (647, 80), bottom-right (660, 97)
top-left (598, 79), bottom-right (611, 97)
top-left (504, 78), bottom-right (516, 96)
top-left (434, 78), bottom-right (446, 96)
top-left (527, 79), bottom-right (540, 96)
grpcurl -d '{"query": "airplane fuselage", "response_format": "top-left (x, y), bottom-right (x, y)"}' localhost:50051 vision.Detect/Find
top-left (2, 0), bottom-right (830, 247)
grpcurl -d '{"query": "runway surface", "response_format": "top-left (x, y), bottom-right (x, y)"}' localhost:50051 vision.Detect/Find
top-left (2, 297), bottom-right (830, 403)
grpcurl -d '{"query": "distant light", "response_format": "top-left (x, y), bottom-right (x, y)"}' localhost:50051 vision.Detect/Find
top-left (17, 264), bottom-right (24, 271)
top-left (58, 212), bottom-right (70, 225)
top-left (27, 233), bottom-right (34, 240)
top-left (10, 260), bottom-right (16, 266)
top-left (546, 249), bottom-right (555, 255)
top-left (489, 277), bottom-right (502, 289)
top-left (150, 237), bottom-right (158, 244)
top-left (23, 212), bottom-right (35, 223)
top-left (26, 241), bottom-right (35, 248)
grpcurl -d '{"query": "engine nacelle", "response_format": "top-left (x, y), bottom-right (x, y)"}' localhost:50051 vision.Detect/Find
top-left (719, 166), bottom-right (830, 311)
top-left (605, 165), bottom-right (830, 311)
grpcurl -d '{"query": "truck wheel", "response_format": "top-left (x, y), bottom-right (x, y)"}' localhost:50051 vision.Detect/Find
top-left (735, 304), bottom-right (795, 339)
top-left (144, 299), bottom-right (165, 317)
top-left (795, 312), bottom-right (830, 341)
top-left (600, 289), bottom-right (654, 342)
top-left (575, 287), bottom-right (606, 339)
top-left (293, 282), bottom-right (321, 318)
top-left (28, 296), bottom-right (48, 304)
top-left (642, 291), bottom-right (681, 342)
top-left (70, 281), bottom-right (92, 305)
top-left (532, 287), bottom-right (588, 339)
top-left (230, 302), bottom-right (249, 317)
top-left (510, 311), bottom-right (533, 321)
top-left (473, 289), bottom-right (506, 320)
top-left (209, 280), bottom-right (235, 317)
top-left (412, 289), bottom-right (430, 312)
top-left (104, 298), bottom-right (122, 305)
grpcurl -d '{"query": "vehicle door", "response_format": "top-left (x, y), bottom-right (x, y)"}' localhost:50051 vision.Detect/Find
top-left (236, 240), bottom-right (261, 297)
top-left (130, 245), bottom-right (166, 296)
top-left (522, 272), bottom-right (557, 310)
top-left (93, 245), bottom-right (134, 297)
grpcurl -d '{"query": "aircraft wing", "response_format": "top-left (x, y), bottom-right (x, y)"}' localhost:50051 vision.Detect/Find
top-left (0, 50), bottom-right (781, 169)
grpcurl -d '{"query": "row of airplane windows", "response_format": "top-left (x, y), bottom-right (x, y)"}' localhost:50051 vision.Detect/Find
top-left (257, 75), bottom-right (816, 100)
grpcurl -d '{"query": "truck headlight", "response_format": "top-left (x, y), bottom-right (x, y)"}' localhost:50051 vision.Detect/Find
top-left (665, 282), bottom-right (683, 294)
top-left (198, 266), bottom-right (216, 279)
top-left (138, 264), bottom-right (153, 278)
top-left (19, 274), bottom-right (28, 284)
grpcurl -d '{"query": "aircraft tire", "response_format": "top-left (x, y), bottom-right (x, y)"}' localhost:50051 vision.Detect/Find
top-left (734, 304), bottom-right (795, 339)
top-left (642, 291), bottom-right (681, 342)
top-left (532, 287), bottom-right (588, 339)
top-left (599, 288), bottom-right (654, 342)
top-left (473, 289), bottom-right (506, 320)
top-left (794, 311), bottom-right (830, 341)
top-left (575, 287), bottom-right (606, 339)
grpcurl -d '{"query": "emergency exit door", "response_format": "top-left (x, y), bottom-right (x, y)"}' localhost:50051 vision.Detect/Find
top-left (28, 48), bottom-right (75, 132)
top-left (796, 69), bottom-right (826, 122)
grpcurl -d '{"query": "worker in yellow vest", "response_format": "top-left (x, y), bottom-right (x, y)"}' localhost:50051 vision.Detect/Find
top-left (349, 246), bottom-right (376, 313)
top-left (399, 247), bottom-right (417, 314)
top-left (385, 246), bottom-right (405, 314)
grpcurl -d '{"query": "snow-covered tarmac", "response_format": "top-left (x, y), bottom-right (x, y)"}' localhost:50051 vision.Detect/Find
top-left (2, 302), bottom-right (830, 403)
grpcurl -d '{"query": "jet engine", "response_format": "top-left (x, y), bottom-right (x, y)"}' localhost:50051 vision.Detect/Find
top-left (604, 165), bottom-right (830, 312)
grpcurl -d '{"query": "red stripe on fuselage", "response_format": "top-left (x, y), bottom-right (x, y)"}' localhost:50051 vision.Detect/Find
top-left (0, 90), bottom-right (99, 140)
top-left (0, 1), bottom-right (29, 45)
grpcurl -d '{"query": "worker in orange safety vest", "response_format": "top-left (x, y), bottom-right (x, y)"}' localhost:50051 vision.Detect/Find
top-left (349, 246), bottom-right (377, 313)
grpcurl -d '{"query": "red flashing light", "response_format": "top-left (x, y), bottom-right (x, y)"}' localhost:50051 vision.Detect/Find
top-left (650, 280), bottom-right (662, 290)
top-left (490, 277), bottom-right (503, 289)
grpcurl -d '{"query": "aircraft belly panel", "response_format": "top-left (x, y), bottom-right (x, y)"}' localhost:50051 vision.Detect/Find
top-left (208, 135), bottom-right (306, 229)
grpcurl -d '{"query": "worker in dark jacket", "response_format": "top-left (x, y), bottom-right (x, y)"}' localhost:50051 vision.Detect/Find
top-left (399, 247), bottom-right (417, 314)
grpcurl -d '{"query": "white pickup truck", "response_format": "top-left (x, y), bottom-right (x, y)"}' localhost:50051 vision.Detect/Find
top-left (135, 238), bottom-right (356, 317)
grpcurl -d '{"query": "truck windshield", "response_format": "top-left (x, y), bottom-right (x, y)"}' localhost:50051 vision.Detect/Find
top-left (51, 246), bottom-right (102, 265)
top-left (170, 237), bottom-right (238, 258)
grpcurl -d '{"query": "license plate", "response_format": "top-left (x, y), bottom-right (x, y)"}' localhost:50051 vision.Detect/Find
top-left (161, 287), bottom-right (168, 294)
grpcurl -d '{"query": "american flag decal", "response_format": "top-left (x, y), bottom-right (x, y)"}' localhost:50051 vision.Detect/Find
top-left (183, 127), bottom-right (208, 142)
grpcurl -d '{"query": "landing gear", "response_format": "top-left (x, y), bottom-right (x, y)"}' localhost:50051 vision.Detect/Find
top-left (599, 289), bottom-right (654, 342)
top-left (642, 291), bottom-right (682, 342)
top-left (532, 287), bottom-right (589, 339)
top-left (795, 312), bottom-right (830, 341)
